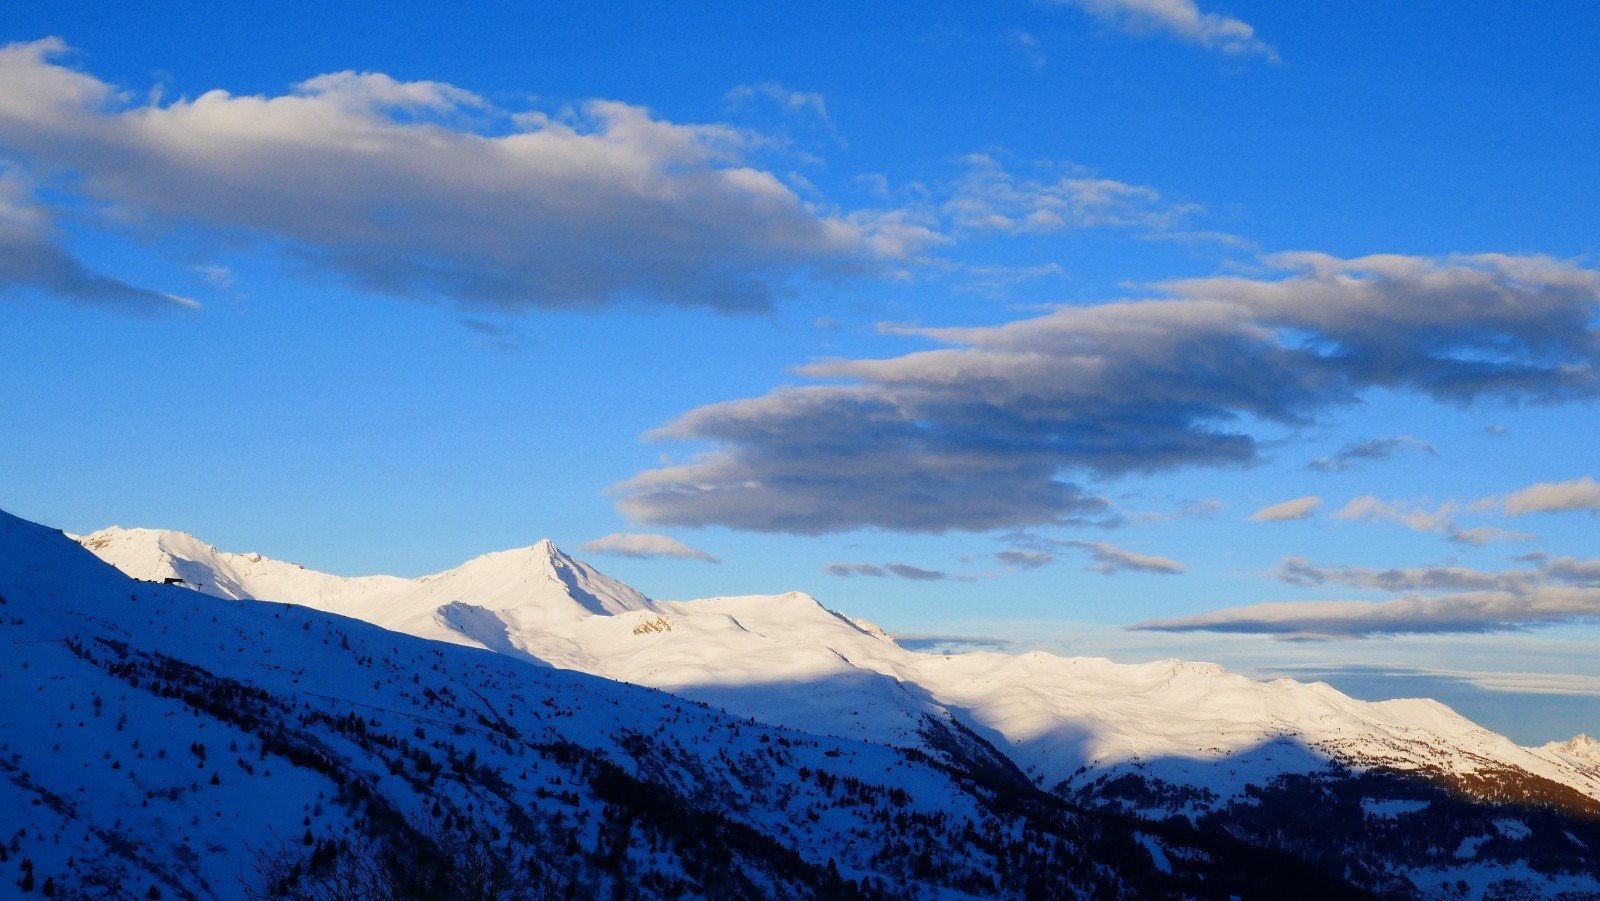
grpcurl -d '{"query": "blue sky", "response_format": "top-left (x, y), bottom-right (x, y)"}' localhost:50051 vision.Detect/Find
top-left (3, 1), bottom-right (1598, 741)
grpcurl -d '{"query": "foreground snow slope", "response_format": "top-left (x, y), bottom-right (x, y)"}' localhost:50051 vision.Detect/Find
top-left (81, 526), bottom-right (1600, 812)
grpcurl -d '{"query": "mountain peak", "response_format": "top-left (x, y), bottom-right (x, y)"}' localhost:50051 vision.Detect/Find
top-left (1543, 733), bottom-right (1600, 762)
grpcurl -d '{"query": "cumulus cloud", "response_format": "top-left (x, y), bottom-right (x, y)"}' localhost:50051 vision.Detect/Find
top-left (1139, 554), bottom-right (1600, 637)
top-left (1067, 540), bottom-right (1185, 576)
top-left (0, 166), bottom-right (194, 311)
top-left (577, 532), bottom-right (720, 563)
top-left (1504, 476), bottom-right (1600, 516)
top-left (1248, 496), bottom-right (1321, 522)
top-left (1308, 435), bottom-right (1436, 473)
top-left (0, 38), bottom-right (890, 313)
top-left (1051, 0), bottom-right (1277, 59)
top-left (618, 252), bottom-right (1600, 534)
top-left (824, 561), bottom-right (946, 581)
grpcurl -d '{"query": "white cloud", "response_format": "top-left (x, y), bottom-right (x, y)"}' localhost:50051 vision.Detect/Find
top-left (578, 532), bottom-right (719, 563)
top-left (0, 39), bottom-right (897, 313)
top-left (1248, 496), bottom-right (1321, 522)
top-left (1504, 476), bottom-right (1600, 516)
top-left (1052, 0), bottom-right (1278, 59)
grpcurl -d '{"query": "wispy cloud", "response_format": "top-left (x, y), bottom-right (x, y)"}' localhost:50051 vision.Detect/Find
top-left (943, 154), bottom-right (1200, 238)
top-left (956, 262), bottom-right (1066, 296)
top-left (1308, 435), bottom-right (1436, 473)
top-left (1447, 526), bottom-right (1536, 547)
top-left (824, 561), bottom-right (947, 581)
top-left (619, 253), bottom-right (1600, 534)
top-left (1248, 496), bottom-right (1321, 522)
top-left (723, 81), bottom-right (834, 129)
top-left (1504, 476), bottom-right (1600, 516)
top-left (1137, 498), bottom-right (1223, 523)
top-left (1010, 31), bottom-right (1048, 72)
top-left (893, 634), bottom-right (1021, 654)
top-left (189, 264), bottom-right (235, 289)
top-left (0, 39), bottom-right (897, 314)
top-left (1138, 554), bottom-right (1600, 637)
top-left (1272, 556), bottom-right (1536, 593)
top-left (996, 550), bottom-right (1055, 570)
top-left (1264, 663), bottom-right (1600, 698)
top-left (578, 532), bottom-right (720, 563)
top-left (1050, 0), bottom-right (1278, 59)
top-left (1067, 540), bottom-right (1186, 576)
top-left (0, 165), bottom-right (195, 312)
top-left (1333, 495), bottom-right (1458, 534)
top-left (1332, 494), bottom-right (1535, 545)
top-left (1135, 588), bottom-right (1600, 639)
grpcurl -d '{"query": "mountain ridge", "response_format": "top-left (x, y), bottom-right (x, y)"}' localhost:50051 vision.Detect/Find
top-left (78, 524), bottom-right (1600, 815)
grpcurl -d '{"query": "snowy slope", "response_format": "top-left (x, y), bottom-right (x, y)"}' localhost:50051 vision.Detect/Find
top-left (80, 525), bottom-right (1600, 820)
top-left (14, 511), bottom-right (1362, 901)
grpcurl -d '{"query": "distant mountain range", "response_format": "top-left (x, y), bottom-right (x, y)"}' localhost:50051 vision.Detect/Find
top-left (1, 510), bottom-right (1595, 898)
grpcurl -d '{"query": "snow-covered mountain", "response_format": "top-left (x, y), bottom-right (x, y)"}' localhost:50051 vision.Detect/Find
top-left (80, 525), bottom-right (1600, 818)
top-left (1541, 734), bottom-right (1600, 765)
top-left (8, 509), bottom-right (1374, 900)
top-left (76, 527), bottom-right (1012, 780)
top-left (69, 523), bottom-right (1600, 898)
